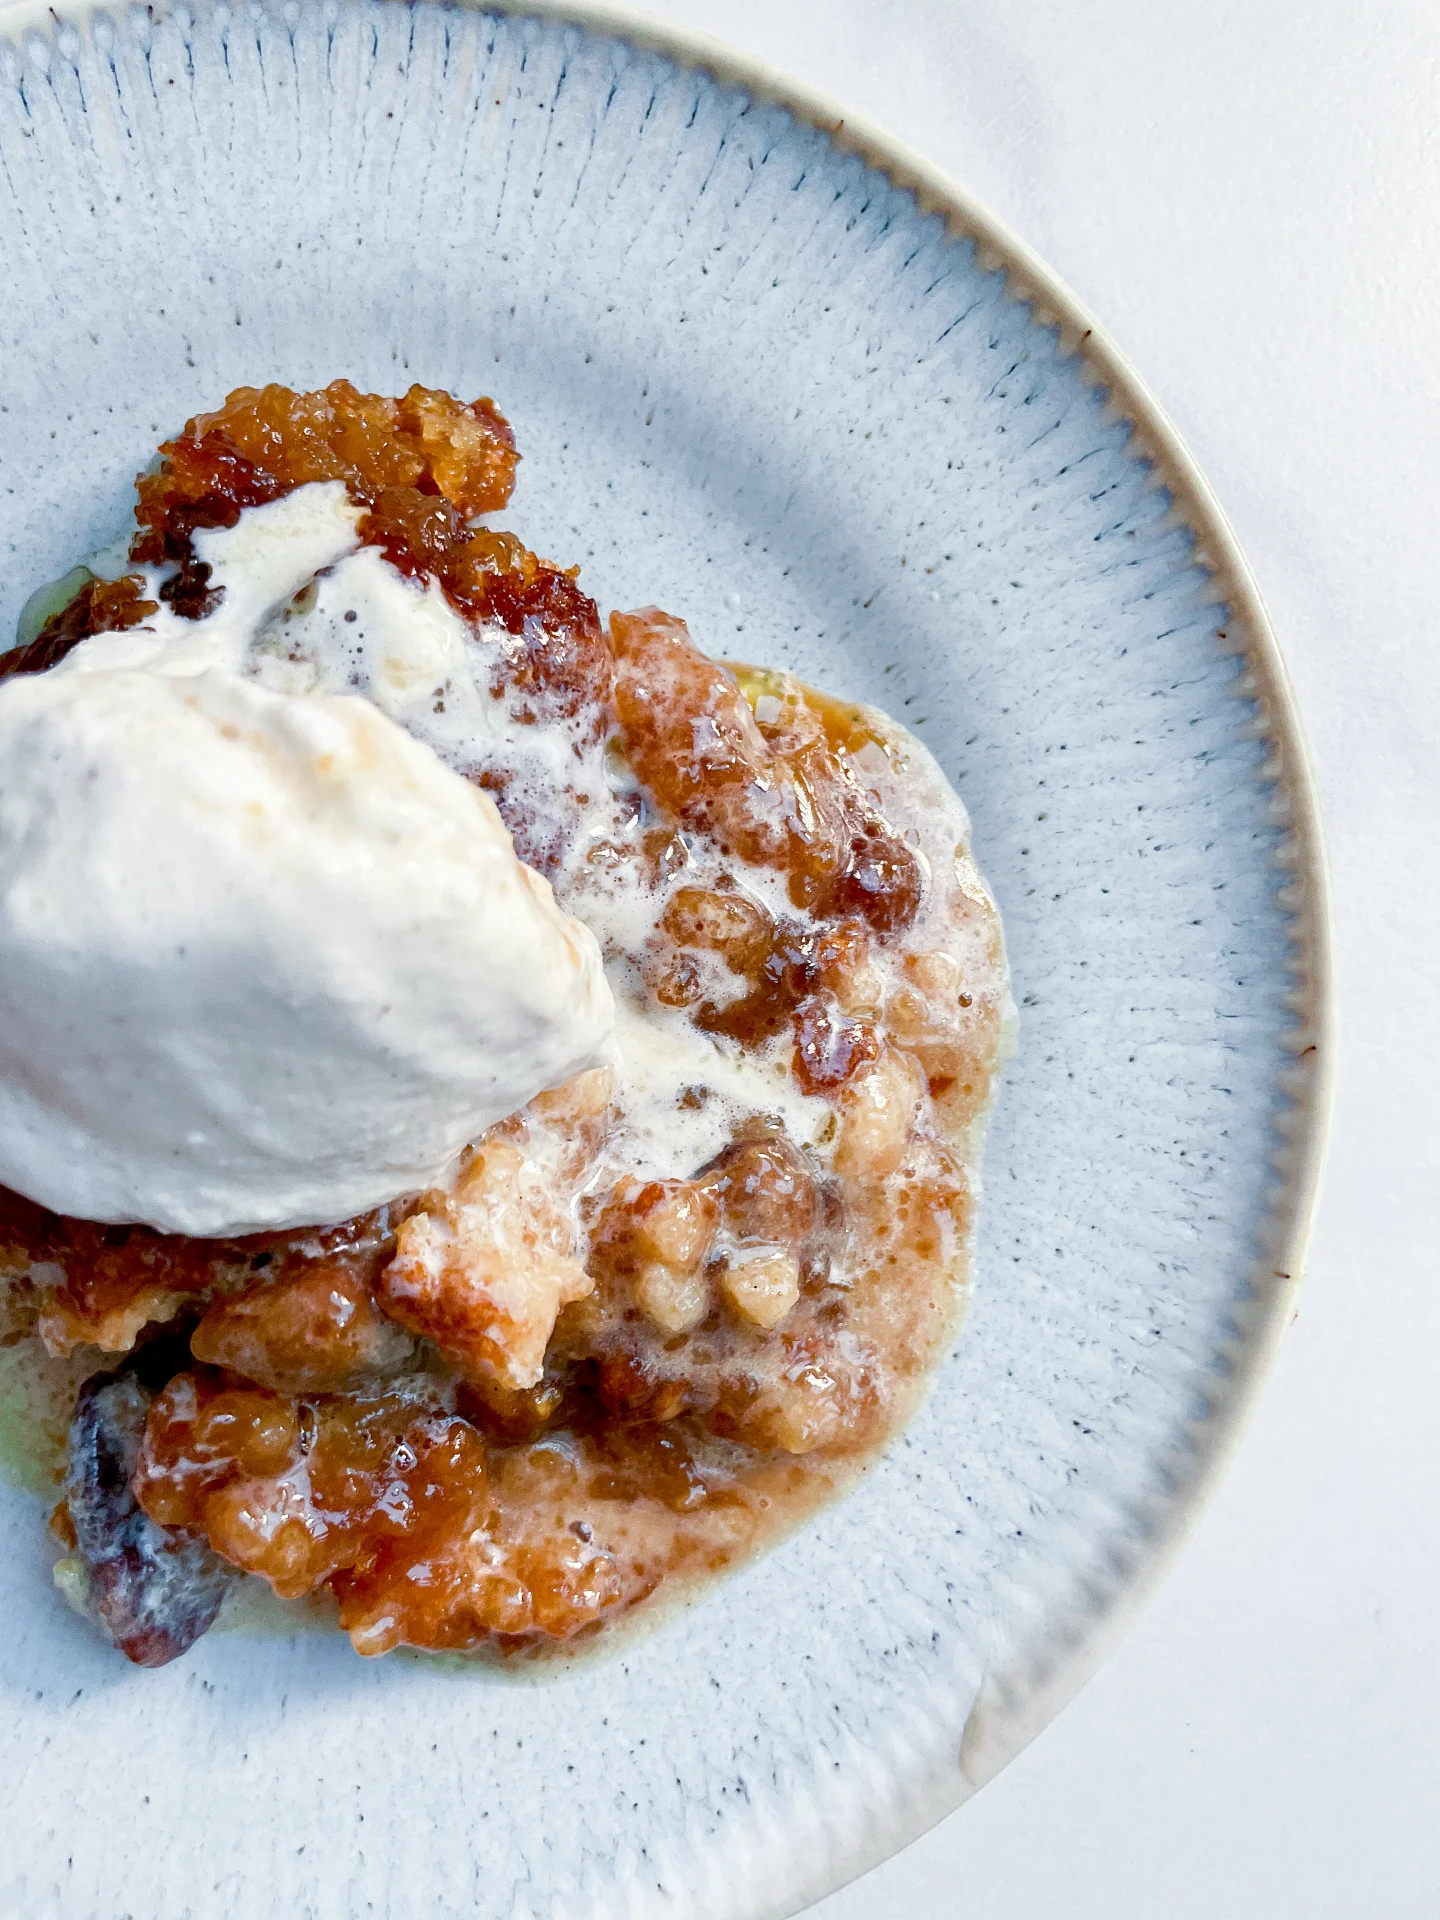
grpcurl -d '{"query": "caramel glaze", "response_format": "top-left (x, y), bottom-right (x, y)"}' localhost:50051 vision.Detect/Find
top-left (0, 384), bottom-right (1007, 1665)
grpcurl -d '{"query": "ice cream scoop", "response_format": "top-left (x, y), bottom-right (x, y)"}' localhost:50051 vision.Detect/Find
top-left (0, 658), bottom-right (613, 1236)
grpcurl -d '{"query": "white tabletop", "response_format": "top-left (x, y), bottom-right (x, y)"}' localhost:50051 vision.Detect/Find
top-left (641, 1), bottom-right (1437, 1913)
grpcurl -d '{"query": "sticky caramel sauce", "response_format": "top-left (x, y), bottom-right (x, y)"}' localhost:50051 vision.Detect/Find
top-left (0, 384), bottom-right (1008, 1665)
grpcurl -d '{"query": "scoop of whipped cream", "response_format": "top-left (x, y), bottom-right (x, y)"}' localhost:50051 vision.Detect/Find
top-left (0, 656), bottom-right (614, 1237)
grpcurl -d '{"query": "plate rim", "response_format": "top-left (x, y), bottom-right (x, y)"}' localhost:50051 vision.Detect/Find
top-left (0, 0), bottom-right (1336, 1911)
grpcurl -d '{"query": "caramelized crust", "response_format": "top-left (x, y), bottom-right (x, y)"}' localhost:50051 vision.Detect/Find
top-left (190, 1267), bottom-right (416, 1394)
top-left (134, 1369), bottom-right (761, 1653)
top-left (0, 1187), bottom-right (405, 1359)
top-left (0, 576), bottom-right (158, 681)
top-left (378, 1140), bottom-right (594, 1392)
top-left (359, 489), bottom-right (611, 732)
top-left (2, 383), bottom-right (1009, 1665)
top-left (610, 607), bottom-right (922, 930)
top-left (132, 380), bottom-right (518, 569)
top-left (136, 1371), bottom-right (489, 1605)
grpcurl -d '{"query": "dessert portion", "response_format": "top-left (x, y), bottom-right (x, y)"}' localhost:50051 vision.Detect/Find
top-left (0, 382), bottom-right (1011, 1667)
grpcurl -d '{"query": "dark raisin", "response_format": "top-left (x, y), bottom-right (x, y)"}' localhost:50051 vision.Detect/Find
top-left (65, 1368), bottom-right (235, 1668)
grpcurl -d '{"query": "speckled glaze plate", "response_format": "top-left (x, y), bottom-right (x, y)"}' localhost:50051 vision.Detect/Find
top-left (0, 3), bottom-right (1330, 1915)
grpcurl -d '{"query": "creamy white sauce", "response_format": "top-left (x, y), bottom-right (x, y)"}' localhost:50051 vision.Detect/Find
top-left (603, 995), bottom-right (828, 1182)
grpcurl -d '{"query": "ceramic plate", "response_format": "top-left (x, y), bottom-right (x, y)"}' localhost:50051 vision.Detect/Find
top-left (0, 4), bottom-right (1330, 1915)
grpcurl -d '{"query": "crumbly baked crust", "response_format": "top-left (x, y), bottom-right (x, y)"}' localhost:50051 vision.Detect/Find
top-left (0, 384), bottom-right (1008, 1665)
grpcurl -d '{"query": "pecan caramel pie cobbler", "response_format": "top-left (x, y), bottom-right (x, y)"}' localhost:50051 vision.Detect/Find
top-left (0, 383), bottom-right (1010, 1666)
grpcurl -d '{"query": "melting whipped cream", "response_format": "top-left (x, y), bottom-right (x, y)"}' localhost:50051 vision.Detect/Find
top-left (0, 643), bottom-right (613, 1236)
top-left (0, 479), bottom-right (856, 1237)
top-left (605, 997), bottom-right (828, 1181)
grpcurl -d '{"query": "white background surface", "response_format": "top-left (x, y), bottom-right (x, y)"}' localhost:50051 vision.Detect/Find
top-left (629, 2), bottom-right (1437, 1915)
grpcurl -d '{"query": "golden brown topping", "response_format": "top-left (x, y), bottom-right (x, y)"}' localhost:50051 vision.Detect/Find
top-left (134, 1371), bottom-right (747, 1653)
top-left (379, 1141), bottom-right (593, 1391)
top-left (336, 1433), bottom-right (724, 1653)
top-left (336, 1499), bottom-right (631, 1653)
top-left (136, 1371), bottom-right (488, 1607)
top-left (660, 886), bottom-right (773, 974)
top-left (132, 380), bottom-right (518, 570)
top-left (698, 1130), bottom-right (820, 1248)
top-left (42, 1281), bottom-right (188, 1360)
top-left (0, 575), bottom-right (158, 681)
top-left (587, 1178), bottom-right (721, 1336)
top-left (585, 1421), bottom-right (721, 1514)
top-left (632, 1263), bottom-right (711, 1335)
top-left (525, 1066), bottom-right (616, 1181)
top-left (452, 1373), bottom-right (573, 1446)
top-left (0, 1185), bottom-right (403, 1360)
top-left (629, 1180), bottom-right (721, 1269)
top-left (814, 921), bottom-right (887, 1016)
top-left (711, 1347), bottom-right (877, 1456)
top-left (609, 607), bottom-right (923, 933)
top-left (190, 1266), bottom-right (415, 1393)
top-left (827, 821), bottom-right (925, 932)
top-left (528, 1065), bottom-right (615, 1126)
top-left (790, 995), bottom-right (882, 1095)
top-left (578, 1131), bottom-right (836, 1374)
top-left (13, 382), bottom-right (1003, 1670)
top-left (648, 949), bottom-right (705, 1010)
top-left (11, 1197), bottom-right (243, 1356)
top-left (132, 432), bottom-right (283, 572)
top-left (591, 1348), bottom-right (693, 1423)
top-left (609, 605), bottom-right (806, 869)
top-left (671, 915), bottom-right (886, 1057)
